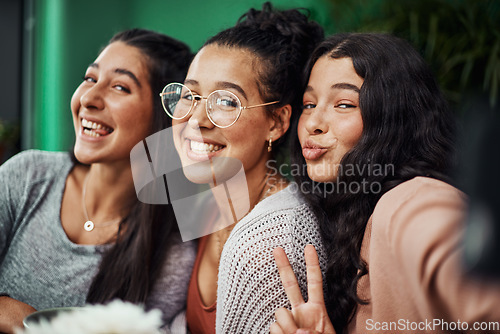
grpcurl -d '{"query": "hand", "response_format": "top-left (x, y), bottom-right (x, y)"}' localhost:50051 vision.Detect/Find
top-left (270, 245), bottom-right (335, 334)
top-left (0, 296), bottom-right (36, 334)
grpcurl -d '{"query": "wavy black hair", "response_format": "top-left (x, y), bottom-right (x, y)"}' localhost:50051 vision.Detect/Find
top-left (83, 28), bottom-right (193, 304)
top-left (204, 2), bottom-right (324, 160)
top-left (291, 33), bottom-right (456, 332)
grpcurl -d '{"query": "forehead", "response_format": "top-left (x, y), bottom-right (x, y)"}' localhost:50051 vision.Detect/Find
top-left (186, 45), bottom-right (259, 94)
top-left (93, 42), bottom-right (150, 80)
top-left (309, 56), bottom-right (363, 88)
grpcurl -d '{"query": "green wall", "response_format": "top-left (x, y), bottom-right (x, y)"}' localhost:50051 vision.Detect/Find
top-left (29, 0), bottom-right (333, 151)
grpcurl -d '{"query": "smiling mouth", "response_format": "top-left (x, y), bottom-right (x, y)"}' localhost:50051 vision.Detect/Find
top-left (82, 118), bottom-right (114, 137)
top-left (189, 139), bottom-right (225, 154)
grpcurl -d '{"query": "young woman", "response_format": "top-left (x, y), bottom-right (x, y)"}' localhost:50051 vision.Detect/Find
top-left (0, 29), bottom-right (196, 333)
top-left (163, 3), bottom-right (325, 333)
top-left (271, 33), bottom-right (500, 334)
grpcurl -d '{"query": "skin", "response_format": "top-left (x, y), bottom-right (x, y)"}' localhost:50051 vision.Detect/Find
top-left (0, 42), bottom-right (155, 333)
top-left (272, 56), bottom-right (364, 334)
top-left (62, 41), bottom-right (153, 246)
top-left (298, 56), bottom-right (364, 183)
top-left (172, 44), bottom-right (291, 306)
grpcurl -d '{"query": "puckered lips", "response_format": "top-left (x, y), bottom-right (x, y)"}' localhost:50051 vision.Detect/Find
top-left (302, 139), bottom-right (328, 161)
top-left (81, 118), bottom-right (114, 138)
top-left (184, 135), bottom-right (226, 162)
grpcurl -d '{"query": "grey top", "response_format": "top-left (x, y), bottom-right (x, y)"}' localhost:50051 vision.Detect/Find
top-left (0, 150), bottom-right (196, 325)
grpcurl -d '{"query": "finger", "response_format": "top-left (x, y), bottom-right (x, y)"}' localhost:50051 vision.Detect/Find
top-left (270, 322), bottom-right (285, 334)
top-left (274, 247), bottom-right (305, 308)
top-left (304, 244), bottom-right (325, 305)
top-left (296, 329), bottom-right (321, 334)
top-left (274, 307), bottom-right (298, 334)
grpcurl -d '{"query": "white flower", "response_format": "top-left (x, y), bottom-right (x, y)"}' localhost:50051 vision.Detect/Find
top-left (17, 299), bottom-right (164, 334)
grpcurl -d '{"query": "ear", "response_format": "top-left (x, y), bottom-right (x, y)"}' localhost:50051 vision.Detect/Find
top-left (268, 104), bottom-right (292, 141)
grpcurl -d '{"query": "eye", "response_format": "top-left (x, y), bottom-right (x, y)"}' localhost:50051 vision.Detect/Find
top-left (336, 103), bottom-right (357, 109)
top-left (182, 93), bottom-right (194, 101)
top-left (113, 85), bottom-right (130, 94)
top-left (82, 76), bottom-right (96, 83)
top-left (216, 97), bottom-right (238, 108)
top-left (302, 102), bottom-right (316, 110)
top-left (114, 85), bottom-right (131, 93)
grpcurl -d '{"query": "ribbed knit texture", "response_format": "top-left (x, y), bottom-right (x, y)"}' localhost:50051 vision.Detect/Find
top-left (216, 185), bottom-right (326, 333)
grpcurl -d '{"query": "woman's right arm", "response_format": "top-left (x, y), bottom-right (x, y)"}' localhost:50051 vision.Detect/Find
top-left (0, 296), bottom-right (36, 333)
top-left (0, 156), bottom-right (19, 257)
top-left (0, 152), bottom-right (37, 333)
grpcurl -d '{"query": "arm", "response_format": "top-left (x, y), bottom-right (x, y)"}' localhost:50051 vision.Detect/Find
top-left (147, 237), bottom-right (196, 327)
top-left (0, 154), bottom-right (22, 259)
top-left (0, 152), bottom-right (39, 332)
top-left (385, 179), bottom-right (500, 324)
top-left (0, 296), bottom-right (36, 334)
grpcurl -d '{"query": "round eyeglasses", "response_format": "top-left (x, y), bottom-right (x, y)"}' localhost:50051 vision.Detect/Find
top-left (160, 82), bottom-right (279, 128)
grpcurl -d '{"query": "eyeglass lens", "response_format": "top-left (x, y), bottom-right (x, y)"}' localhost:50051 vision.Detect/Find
top-left (161, 83), bottom-right (242, 127)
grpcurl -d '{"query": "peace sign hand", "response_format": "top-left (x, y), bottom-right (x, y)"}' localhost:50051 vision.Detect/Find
top-left (270, 244), bottom-right (335, 334)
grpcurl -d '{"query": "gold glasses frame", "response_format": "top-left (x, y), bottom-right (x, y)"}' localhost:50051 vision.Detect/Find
top-left (160, 82), bottom-right (279, 128)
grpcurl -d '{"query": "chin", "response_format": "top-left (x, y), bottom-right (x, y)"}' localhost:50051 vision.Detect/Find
top-left (180, 160), bottom-right (214, 184)
top-left (307, 169), bottom-right (336, 184)
top-left (180, 156), bottom-right (245, 186)
top-left (73, 146), bottom-right (90, 165)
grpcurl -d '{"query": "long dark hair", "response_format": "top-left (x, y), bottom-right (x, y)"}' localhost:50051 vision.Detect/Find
top-left (204, 2), bottom-right (324, 160)
top-left (83, 28), bottom-right (193, 304)
top-left (291, 33), bottom-right (456, 332)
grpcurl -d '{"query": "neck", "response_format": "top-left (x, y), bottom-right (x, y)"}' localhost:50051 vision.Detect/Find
top-left (208, 158), bottom-right (287, 228)
top-left (83, 162), bottom-right (136, 222)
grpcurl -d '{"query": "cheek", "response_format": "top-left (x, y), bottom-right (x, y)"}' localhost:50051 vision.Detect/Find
top-left (297, 115), bottom-right (308, 145)
top-left (70, 86), bottom-right (83, 117)
top-left (339, 113), bottom-right (363, 149)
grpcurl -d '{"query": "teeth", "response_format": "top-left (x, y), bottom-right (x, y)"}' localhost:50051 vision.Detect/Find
top-left (83, 128), bottom-right (101, 137)
top-left (81, 118), bottom-right (112, 132)
top-left (190, 140), bottom-right (223, 153)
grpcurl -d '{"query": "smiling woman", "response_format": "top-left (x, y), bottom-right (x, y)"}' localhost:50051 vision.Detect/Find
top-left (163, 3), bottom-right (325, 334)
top-left (0, 29), bottom-right (195, 334)
top-left (71, 41), bottom-right (153, 167)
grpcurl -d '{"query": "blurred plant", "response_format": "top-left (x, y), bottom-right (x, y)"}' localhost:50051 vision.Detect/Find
top-left (0, 119), bottom-right (19, 147)
top-left (327, 0), bottom-right (500, 114)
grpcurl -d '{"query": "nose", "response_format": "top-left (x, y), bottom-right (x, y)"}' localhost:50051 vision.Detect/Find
top-left (80, 83), bottom-right (105, 111)
top-left (303, 106), bottom-right (328, 135)
top-left (187, 97), bottom-right (215, 129)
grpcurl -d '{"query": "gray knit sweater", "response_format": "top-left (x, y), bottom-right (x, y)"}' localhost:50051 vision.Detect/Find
top-left (0, 150), bottom-right (196, 325)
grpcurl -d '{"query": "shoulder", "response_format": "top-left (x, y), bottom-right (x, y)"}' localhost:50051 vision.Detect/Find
top-left (1, 150), bottom-right (72, 177)
top-left (1, 150), bottom-right (73, 193)
top-left (234, 184), bottom-right (316, 230)
top-left (369, 177), bottom-right (466, 257)
top-left (224, 183), bottom-right (323, 266)
top-left (229, 185), bottom-right (321, 248)
top-left (373, 177), bottom-right (465, 224)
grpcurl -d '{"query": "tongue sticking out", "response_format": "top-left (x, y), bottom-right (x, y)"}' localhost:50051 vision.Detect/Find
top-left (94, 128), bottom-right (112, 136)
top-left (82, 118), bottom-right (114, 137)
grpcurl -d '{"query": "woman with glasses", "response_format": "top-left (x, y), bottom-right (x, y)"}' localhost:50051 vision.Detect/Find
top-left (0, 29), bottom-right (195, 333)
top-left (271, 33), bottom-right (500, 334)
top-left (163, 3), bottom-right (324, 333)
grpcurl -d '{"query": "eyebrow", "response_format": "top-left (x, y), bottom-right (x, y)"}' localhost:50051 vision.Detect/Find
top-left (88, 63), bottom-right (142, 88)
top-left (304, 82), bottom-right (361, 94)
top-left (331, 82), bottom-right (360, 93)
top-left (184, 79), bottom-right (248, 101)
